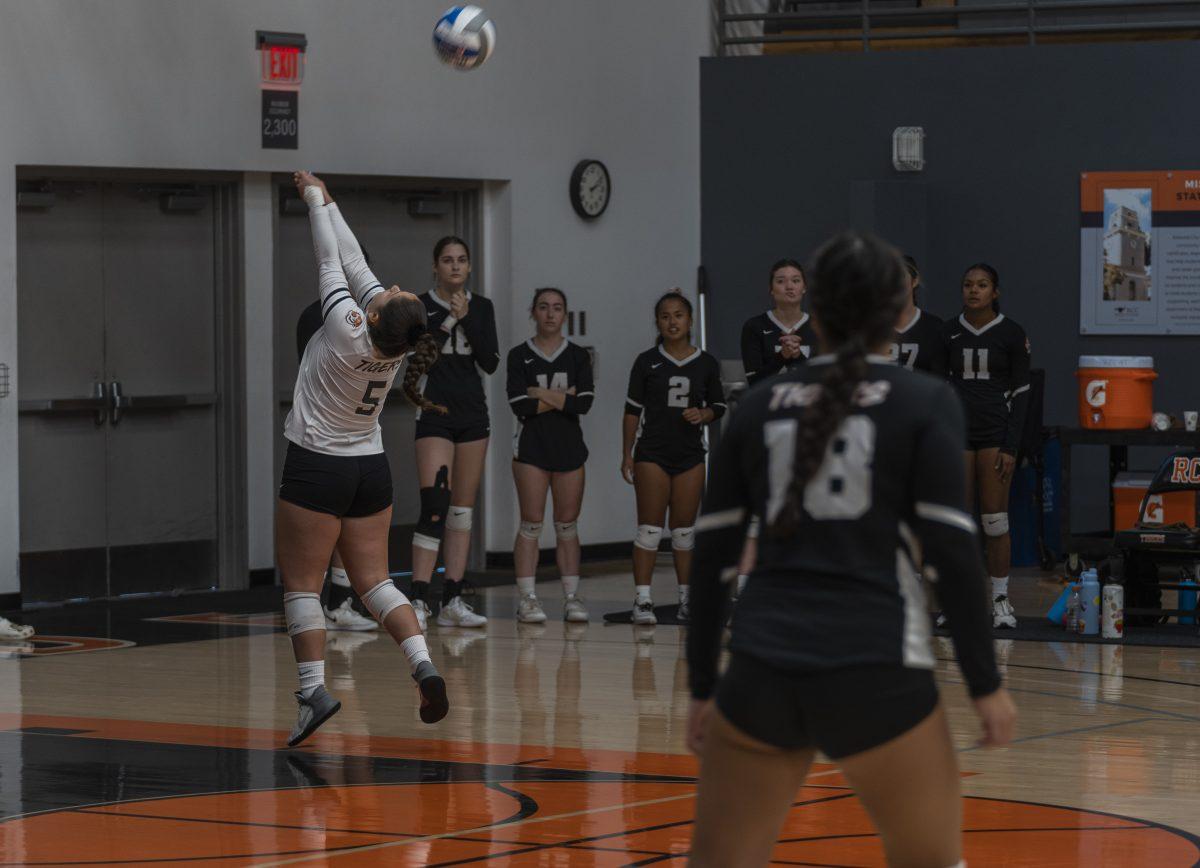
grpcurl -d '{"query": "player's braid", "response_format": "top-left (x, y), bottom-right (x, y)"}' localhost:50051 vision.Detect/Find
top-left (402, 331), bottom-right (448, 415)
top-left (770, 232), bottom-right (907, 539)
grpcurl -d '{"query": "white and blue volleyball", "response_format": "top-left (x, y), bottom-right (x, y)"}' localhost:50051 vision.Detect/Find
top-left (432, 6), bottom-right (496, 70)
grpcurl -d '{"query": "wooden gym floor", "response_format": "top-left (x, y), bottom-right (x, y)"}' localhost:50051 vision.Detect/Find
top-left (1, 566), bottom-right (1199, 866)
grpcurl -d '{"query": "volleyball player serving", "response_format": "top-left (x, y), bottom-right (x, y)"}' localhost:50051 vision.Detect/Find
top-left (687, 232), bottom-right (1016, 868)
top-left (278, 171), bottom-right (449, 746)
top-left (944, 263), bottom-right (1031, 629)
top-left (506, 288), bottom-right (595, 623)
top-left (409, 237), bottom-right (500, 630)
top-left (890, 255), bottom-right (946, 374)
top-left (622, 292), bottom-right (726, 625)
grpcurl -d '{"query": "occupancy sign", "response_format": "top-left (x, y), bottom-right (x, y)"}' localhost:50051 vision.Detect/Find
top-left (1080, 171), bottom-right (1200, 335)
top-left (261, 90), bottom-right (298, 149)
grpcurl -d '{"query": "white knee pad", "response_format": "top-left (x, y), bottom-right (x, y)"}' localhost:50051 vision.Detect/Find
top-left (361, 579), bottom-right (412, 623)
top-left (283, 591), bottom-right (324, 637)
top-left (554, 520), bottom-right (578, 541)
top-left (746, 515), bottom-right (761, 540)
top-left (447, 506), bottom-right (473, 532)
top-left (671, 525), bottom-right (696, 551)
top-left (981, 512), bottom-right (1009, 538)
top-left (634, 524), bottom-right (663, 552)
top-left (518, 520), bottom-right (543, 540)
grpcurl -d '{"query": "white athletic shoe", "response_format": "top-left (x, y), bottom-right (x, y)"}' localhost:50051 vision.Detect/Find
top-left (676, 601), bottom-right (691, 623)
top-left (324, 598), bottom-right (378, 632)
top-left (516, 594), bottom-right (548, 624)
top-left (563, 594), bottom-right (589, 623)
top-left (934, 611), bottom-right (948, 629)
top-left (992, 595), bottom-right (1017, 629)
top-left (437, 596), bottom-right (488, 628)
top-left (632, 599), bottom-right (657, 626)
top-left (411, 599), bottom-right (431, 632)
top-left (0, 617), bottom-right (34, 640)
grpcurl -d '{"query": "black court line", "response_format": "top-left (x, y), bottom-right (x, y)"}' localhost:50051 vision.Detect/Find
top-left (424, 792), bottom-right (858, 867)
top-left (958, 715), bottom-right (1163, 753)
top-left (937, 655), bottom-right (1200, 691)
top-left (72, 807), bottom-right (423, 838)
top-left (777, 825), bottom-right (1150, 845)
top-left (485, 781), bottom-right (539, 826)
top-left (512, 757), bottom-right (551, 765)
top-left (0, 840), bottom-right (415, 866)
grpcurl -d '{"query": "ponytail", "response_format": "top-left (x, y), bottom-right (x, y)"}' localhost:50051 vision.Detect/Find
top-left (401, 332), bottom-right (448, 415)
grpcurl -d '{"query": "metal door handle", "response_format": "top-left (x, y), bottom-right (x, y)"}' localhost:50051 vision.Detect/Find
top-left (17, 382), bottom-right (109, 426)
top-left (93, 381), bottom-right (107, 426)
top-left (109, 380), bottom-right (122, 425)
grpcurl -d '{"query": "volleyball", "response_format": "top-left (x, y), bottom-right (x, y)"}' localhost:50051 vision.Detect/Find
top-left (432, 6), bottom-right (496, 71)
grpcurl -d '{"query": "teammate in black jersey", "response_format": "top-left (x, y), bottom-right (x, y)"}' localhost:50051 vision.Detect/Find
top-left (739, 259), bottom-right (818, 387)
top-left (280, 172), bottom-right (449, 745)
top-left (686, 233), bottom-right (1015, 867)
top-left (890, 255), bottom-right (946, 374)
top-left (506, 288), bottom-right (595, 624)
top-left (943, 263), bottom-right (1031, 630)
top-left (409, 236), bottom-right (500, 631)
top-left (622, 292), bottom-right (727, 625)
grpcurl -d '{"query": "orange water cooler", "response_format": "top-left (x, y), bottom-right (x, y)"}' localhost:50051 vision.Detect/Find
top-left (1076, 355), bottom-right (1156, 429)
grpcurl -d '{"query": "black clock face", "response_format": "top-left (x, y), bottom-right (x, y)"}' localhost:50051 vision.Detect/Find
top-left (571, 160), bottom-right (610, 219)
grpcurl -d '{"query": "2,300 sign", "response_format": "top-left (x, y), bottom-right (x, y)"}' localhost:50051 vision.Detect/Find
top-left (263, 117), bottom-right (298, 138)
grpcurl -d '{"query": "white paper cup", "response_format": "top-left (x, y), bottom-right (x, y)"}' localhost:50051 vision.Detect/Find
top-left (1185, 411), bottom-right (1198, 432)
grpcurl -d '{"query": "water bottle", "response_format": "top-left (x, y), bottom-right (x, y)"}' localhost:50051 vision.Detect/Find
top-left (1081, 569), bottom-right (1101, 635)
top-left (1066, 587), bottom-right (1081, 633)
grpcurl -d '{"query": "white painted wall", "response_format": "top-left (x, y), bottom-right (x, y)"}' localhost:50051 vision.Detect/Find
top-left (0, 0), bottom-right (707, 593)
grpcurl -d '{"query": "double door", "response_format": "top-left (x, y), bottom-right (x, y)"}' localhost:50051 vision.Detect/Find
top-left (17, 180), bottom-right (225, 603)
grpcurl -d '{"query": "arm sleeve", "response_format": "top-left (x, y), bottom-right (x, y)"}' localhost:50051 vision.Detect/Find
top-left (687, 405), bottom-right (753, 699)
top-left (306, 203), bottom-right (359, 349)
top-left (562, 347), bottom-right (595, 416)
top-left (705, 357), bottom-right (727, 421)
top-left (741, 319), bottom-right (766, 386)
top-left (506, 348), bottom-right (539, 419)
top-left (625, 355), bottom-right (647, 416)
top-left (459, 298), bottom-right (501, 375)
top-left (1003, 324), bottom-right (1032, 455)
top-left (913, 385), bottom-right (1002, 698)
top-left (327, 203), bottom-right (384, 308)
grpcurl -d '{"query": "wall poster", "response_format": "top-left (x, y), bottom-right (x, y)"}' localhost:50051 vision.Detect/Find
top-left (1080, 171), bottom-right (1200, 334)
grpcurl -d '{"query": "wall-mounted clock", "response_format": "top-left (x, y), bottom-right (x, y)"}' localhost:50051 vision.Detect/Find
top-left (569, 159), bottom-right (611, 220)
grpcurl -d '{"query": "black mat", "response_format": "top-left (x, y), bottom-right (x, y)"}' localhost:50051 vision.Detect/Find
top-left (603, 604), bottom-right (689, 626)
top-left (936, 615), bottom-right (1200, 648)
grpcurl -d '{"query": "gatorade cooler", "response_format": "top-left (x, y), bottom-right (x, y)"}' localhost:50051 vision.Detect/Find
top-left (1113, 472), bottom-right (1195, 529)
top-left (1076, 356), bottom-right (1156, 429)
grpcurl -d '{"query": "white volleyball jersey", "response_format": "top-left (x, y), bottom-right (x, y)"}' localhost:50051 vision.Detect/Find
top-left (284, 199), bottom-right (399, 456)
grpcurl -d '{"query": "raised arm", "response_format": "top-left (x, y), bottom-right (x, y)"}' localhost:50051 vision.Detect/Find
top-left (295, 172), bottom-right (351, 319)
top-left (327, 203), bottom-right (384, 308)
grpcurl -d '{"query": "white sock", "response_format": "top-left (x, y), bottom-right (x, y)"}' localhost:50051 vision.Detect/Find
top-left (329, 567), bottom-right (351, 588)
top-left (297, 660), bottom-right (325, 699)
top-left (737, 574), bottom-right (748, 594)
top-left (992, 576), bottom-right (1009, 598)
top-left (636, 585), bottom-right (652, 604)
top-left (678, 585), bottom-right (691, 604)
top-left (561, 575), bottom-right (580, 597)
top-left (400, 635), bottom-right (432, 673)
top-left (516, 576), bottom-right (536, 597)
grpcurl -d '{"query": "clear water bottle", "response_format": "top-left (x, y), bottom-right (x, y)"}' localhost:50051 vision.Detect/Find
top-left (1066, 586), bottom-right (1081, 633)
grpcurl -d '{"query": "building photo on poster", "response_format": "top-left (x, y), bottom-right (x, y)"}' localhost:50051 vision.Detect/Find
top-left (1080, 170), bottom-right (1200, 334)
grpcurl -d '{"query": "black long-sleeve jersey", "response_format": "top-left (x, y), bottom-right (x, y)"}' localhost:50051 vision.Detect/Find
top-left (418, 290), bottom-right (501, 426)
top-left (943, 313), bottom-right (1031, 453)
top-left (506, 339), bottom-right (595, 472)
top-left (890, 308), bottom-right (946, 375)
top-left (625, 346), bottom-right (727, 468)
top-left (740, 311), bottom-right (818, 386)
top-left (687, 356), bottom-right (1001, 702)
top-left (296, 300), bottom-right (324, 362)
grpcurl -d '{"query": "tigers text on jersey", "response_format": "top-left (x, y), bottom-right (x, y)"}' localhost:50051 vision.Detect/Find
top-left (625, 346), bottom-right (727, 467)
top-left (506, 339), bottom-right (595, 472)
top-left (944, 313), bottom-right (1031, 451)
top-left (687, 358), bottom-right (1000, 702)
top-left (285, 294), bottom-right (402, 456)
top-left (419, 290), bottom-right (500, 427)
top-left (740, 311), bottom-right (818, 386)
top-left (890, 308), bottom-right (946, 374)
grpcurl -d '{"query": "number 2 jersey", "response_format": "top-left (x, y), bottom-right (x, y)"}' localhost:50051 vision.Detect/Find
top-left (284, 202), bottom-right (401, 457)
top-left (418, 290), bottom-right (501, 428)
top-left (506, 339), bottom-right (595, 472)
top-left (625, 346), bottom-right (727, 470)
top-left (686, 357), bottom-right (1001, 701)
top-left (943, 313), bottom-right (1031, 452)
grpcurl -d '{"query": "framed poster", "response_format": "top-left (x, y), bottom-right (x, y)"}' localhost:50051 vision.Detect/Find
top-left (1081, 171), bottom-right (1200, 335)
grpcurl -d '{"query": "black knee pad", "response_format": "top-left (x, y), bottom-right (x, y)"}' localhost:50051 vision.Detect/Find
top-left (417, 465), bottom-right (451, 540)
